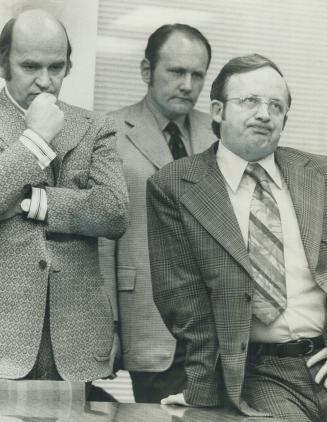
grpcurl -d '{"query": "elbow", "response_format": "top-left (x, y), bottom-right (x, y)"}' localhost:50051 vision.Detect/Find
top-left (101, 203), bottom-right (129, 240)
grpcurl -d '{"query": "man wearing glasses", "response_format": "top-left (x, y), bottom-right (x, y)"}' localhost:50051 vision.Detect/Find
top-left (147, 54), bottom-right (327, 421)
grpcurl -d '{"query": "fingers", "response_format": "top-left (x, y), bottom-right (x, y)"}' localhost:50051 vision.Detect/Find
top-left (306, 347), bottom-right (327, 368)
top-left (307, 347), bottom-right (327, 388)
top-left (25, 93), bottom-right (64, 143)
top-left (315, 360), bottom-right (327, 386)
top-left (161, 393), bottom-right (190, 406)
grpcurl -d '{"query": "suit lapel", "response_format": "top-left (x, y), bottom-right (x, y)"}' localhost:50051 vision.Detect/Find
top-left (51, 102), bottom-right (91, 182)
top-left (123, 100), bottom-right (172, 169)
top-left (276, 148), bottom-right (325, 275)
top-left (0, 90), bottom-right (26, 146)
top-left (180, 144), bottom-right (252, 276)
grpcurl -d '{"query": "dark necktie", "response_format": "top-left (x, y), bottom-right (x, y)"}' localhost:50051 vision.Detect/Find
top-left (165, 121), bottom-right (187, 160)
top-left (246, 163), bottom-right (287, 325)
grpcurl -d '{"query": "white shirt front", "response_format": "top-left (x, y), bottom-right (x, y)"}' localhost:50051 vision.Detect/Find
top-left (217, 142), bottom-right (326, 343)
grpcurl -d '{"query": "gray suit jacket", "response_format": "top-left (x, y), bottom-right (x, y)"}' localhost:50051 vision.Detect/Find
top-left (0, 89), bottom-right (129, 380)
top-left (147, 142), bottom-right (327, 415)
top-left (99, 98), bottom-right (216, 371)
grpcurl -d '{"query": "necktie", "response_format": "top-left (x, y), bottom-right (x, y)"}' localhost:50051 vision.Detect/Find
top-left (166, 121), bottom-right (187, 160)
top-left (246, 163), bottom-right (287, 325)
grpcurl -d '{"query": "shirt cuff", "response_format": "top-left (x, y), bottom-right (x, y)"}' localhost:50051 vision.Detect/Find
top-left (21, 187), bottom-right (48, 221)
top-left (20, 128), bottom-right (57, 170)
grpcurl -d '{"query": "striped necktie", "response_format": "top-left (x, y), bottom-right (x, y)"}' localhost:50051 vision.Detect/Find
top-left (246, 163), bottom-right (287, 325)
top-left (166, 121), bottom-right (187, 160)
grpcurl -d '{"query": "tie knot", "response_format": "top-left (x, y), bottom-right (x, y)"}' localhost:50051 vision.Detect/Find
top-left (166, 121), bottom-right (180, 136)
top-left (245, 163), bottom-right (269, 184)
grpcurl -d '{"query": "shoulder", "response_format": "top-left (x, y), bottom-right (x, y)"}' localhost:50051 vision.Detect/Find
top-left (189, 108), bottom-right (212, 122)
top-left (149, 144), bottom-right (214, 195)
top-left (59, 101), bottom-right (117, 134)
top-left (278, 146), bottom-right (327, 173)
top-left (107, 100), bottom-right (144, 121)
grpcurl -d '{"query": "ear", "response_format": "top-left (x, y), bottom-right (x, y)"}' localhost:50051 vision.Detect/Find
top-left (0, 65), bottom-right (6, 79)
top-left (210, 100), bottom-right (224, 123)
top-left (282, 113), bottom-right (288, 130)
top-left (140, 58), bottom-right (152, 85)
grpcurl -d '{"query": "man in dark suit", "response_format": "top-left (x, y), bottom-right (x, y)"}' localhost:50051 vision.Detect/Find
top-left (99, 24), bottom-right (215, 403)
top-left (147, 54), bottom-right (327, 421)
top-left (0, 8), bottom-right (128, 391)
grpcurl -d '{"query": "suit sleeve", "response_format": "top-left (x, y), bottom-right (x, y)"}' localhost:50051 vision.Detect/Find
top-left (0, 140), bottom-right (48, 215)
top-left (45, 116), bottom-right (129, 239)
top-left (146, 176), bottom-right (221, 407)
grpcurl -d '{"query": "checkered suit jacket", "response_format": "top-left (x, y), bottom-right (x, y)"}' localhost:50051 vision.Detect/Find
top-left (147, 141), bottom-right (327, 416)
top-left (0, 89), bottom-right (129, 381)
top-left (98, 98), bottom-right (216, 371)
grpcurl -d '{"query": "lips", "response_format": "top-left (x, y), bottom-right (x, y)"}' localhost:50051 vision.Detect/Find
top-left (248, 124), bottom-right (271, 134)
top-left (174, 97), bottom-right (192, 102)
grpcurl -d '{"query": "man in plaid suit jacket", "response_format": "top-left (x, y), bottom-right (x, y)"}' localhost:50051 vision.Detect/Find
top-left (0, 10), bottom-right (128, 383)
top-left (147, 54), bottom-right (327, 421)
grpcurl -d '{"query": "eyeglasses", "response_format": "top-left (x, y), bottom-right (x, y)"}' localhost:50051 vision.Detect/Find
top-left (224, 95), bottom-right (288, 116)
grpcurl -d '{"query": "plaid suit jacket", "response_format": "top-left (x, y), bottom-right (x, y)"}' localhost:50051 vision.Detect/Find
top-left (147, 141), bottom-right (327, 415)
top-left (0, 89), bottom-right (129, 380)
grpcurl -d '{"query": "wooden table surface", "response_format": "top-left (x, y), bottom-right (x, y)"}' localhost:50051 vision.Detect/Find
top-left (0, 380), bottom-right (284, 421)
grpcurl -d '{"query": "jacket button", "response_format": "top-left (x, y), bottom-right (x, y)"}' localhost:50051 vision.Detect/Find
top-left (245, 293), bottom-right (252, 302)
top-left (39, 260), bottom-right (47, 270)
top-left (241, 342), bottom-right (247, 352)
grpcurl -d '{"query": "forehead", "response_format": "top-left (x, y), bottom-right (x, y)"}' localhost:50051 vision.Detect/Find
top-left (157, 31), bottom-right (208, 68)
top-left (11, 22), bottom-right (68, 62)
top-left (226, 66), bottom-right (289, 101)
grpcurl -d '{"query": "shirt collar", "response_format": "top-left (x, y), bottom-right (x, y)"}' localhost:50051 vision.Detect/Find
top-left (217, 141), bottom-right (282, 193)
top-left (145, 94), bottom-right (187, 138)
top-left (5, 84), bottom-right (26, 116)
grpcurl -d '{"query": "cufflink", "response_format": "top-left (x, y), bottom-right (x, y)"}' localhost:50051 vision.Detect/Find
top-left (20, 198), bottom-right (31, 213)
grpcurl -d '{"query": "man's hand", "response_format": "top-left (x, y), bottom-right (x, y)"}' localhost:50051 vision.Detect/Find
top-left (307, 347), bottom-right (327, 387)
top-left (25, 93), bottom-right (64, 143)
top-left (106, 332), bottom-right (121, 380)
top-left (0, 196), bottom-right (24, 221)
top-left (161, 393), bottom-right (191, 406)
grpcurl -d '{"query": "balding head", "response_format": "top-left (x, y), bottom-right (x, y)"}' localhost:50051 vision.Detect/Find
top-left (0, 9), bottom-right (72, 80)
top-left (0, 9), bottom-right (72, 109)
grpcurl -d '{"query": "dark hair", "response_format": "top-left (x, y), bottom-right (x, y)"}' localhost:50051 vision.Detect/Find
top-left (0, 16), bottom-right (72, 79)
top-left (145, 23), bottom-right (211, 71)
top-left (210, 54), bottom-right (292, 138)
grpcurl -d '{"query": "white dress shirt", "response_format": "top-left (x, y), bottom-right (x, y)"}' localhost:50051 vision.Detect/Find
top-left (217, 141), bottom-right (326, 343)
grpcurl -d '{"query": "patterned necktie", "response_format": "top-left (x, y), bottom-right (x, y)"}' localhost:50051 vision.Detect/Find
top-left (166, 121), bottom-right (187, 160)
top-left (246, 163), bottom-right (287, 325)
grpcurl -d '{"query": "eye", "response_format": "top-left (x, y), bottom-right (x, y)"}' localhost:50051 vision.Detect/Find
top-left (21, 63), bottom-right (38, 71)
top-left (242, 96), bottom-right (259, 107)
top-left (49, 63), bottom-right (66, 73)
top-left (270, 100), bottom-right (284, 114)
top-left (192, 72), bottom-right (204, 80)
top-left (170, 68), bottom-right (184, 76)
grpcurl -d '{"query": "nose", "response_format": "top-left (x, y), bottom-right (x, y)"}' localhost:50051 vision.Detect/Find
top-left (35, 69), bottom-right (51, 90)
top-left (255, 101), bottom-right (270, 121)
top-left (180, 73), bottom-right (192, 93)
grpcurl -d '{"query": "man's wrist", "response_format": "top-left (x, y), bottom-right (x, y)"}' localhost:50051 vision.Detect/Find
top-left (20, 186), bottom-right (48, 221)
top-left (20, 128), bottom-right (57, 170)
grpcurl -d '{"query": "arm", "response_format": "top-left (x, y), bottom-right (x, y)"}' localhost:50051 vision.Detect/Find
top-left (45, 116), bottom-right (129, 239)
top-left (98, 236), bottom-right (121, 376)
top-left (146, 176), bottom-right (220, 407)
top-left (0, 93), bottom-right (62, 217)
